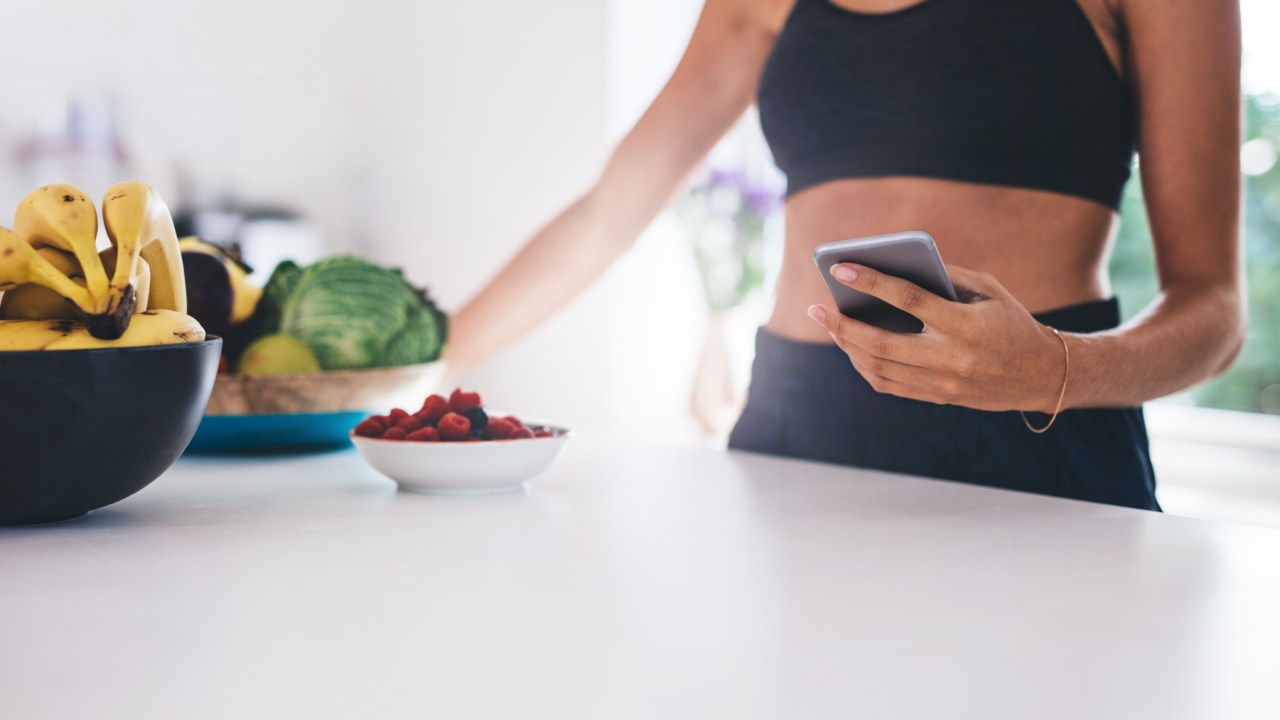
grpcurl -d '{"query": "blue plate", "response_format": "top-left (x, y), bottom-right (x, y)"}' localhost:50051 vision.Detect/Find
top-left (186, 411), bottom-right (368, 453)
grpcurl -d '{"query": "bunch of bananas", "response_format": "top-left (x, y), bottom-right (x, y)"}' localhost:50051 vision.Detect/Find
top-left (0, 182), bottom-right (206, 350)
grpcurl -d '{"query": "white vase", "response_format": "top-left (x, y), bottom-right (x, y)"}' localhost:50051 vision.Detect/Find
top-left (690, 308), bottom-right (741, 434)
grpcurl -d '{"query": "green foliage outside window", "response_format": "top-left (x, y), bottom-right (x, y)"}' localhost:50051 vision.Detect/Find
top-left (1110, 94), bottom-right (1280, 414)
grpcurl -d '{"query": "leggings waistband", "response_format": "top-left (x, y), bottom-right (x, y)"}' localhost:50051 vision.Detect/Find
top-left (1030, 296), bottom-right (1121, 333)
top-left (754, 296), bottom-right (1120, 367)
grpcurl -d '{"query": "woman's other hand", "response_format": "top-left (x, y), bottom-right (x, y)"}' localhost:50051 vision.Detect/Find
top-left (806, 263), bottom-right (1067, 413)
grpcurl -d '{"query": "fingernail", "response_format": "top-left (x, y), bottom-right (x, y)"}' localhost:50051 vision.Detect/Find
top-left (807, 305), bottom-right (826, 324)
top-left (832, 264), bottom-right (858, 283)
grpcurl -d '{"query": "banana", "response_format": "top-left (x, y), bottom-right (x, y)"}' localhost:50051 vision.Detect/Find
top-left (102, 182), bottom-right (186, 315)
top-left (0, 228), bottom-right (97, 309)
top-left (34, 246), bottom-right (79, 277)
top-left (11, 184), bottom-right (140, 338)
top-left (0, 247), bottom-right (82, 320)
top-left (43, 309), bottom-right (205, 350)
top-left (1, 284), bottom-right (76, 320)
top-left (0, 183), bottom-right (200, 352)
top-left (0, 310), bottom-right (203, 351)
top-left (136, 257), bottom-right (152, 312)
top-left (0, 318), bottom-right (78, 351)
top-left (99, 247), bottom-right (152, 312)
top-left (13, 184), bottom-right (110, 313)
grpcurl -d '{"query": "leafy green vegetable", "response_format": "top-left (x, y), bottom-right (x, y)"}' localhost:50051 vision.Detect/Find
top-left (277, 256), bottom-right (446, 370)
top-left (223, 260), bottom-right (304, 364)
top-left (254, 260), bottom-right (304, 336)
top-left (380, 295), bottom-right (445, 367)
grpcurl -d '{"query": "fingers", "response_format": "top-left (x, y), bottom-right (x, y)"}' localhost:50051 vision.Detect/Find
top-left (808, 304), bottom-right (941, 366)
top-left (944, 264), bottom-right (995, 287)
top-left (944, 265), bottom-right (1006, 303)
top-left (860, 374), bottom-right (949, 405)
top-left (807, 304), bottom-right (964, 405)
top-left (828, 263), bottom-right (960, 326)
top-left (832, 325), bottom-right (961, 403)
top-left (838, 338), bottom-right (944, 387)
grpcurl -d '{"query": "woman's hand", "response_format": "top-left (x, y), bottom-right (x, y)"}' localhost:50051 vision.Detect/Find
top-left (806, 263), bottom-right (1067, 412)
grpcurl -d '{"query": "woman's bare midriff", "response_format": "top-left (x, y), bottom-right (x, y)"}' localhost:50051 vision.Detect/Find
top-left (765, 176), bottom-right (1121, 343)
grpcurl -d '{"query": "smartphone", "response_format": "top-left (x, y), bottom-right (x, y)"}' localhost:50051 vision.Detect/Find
top-left (812, 231), bottom-right (958, 333)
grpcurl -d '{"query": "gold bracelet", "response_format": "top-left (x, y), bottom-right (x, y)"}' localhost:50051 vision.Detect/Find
top-left (1021, 327), bottom-right (1070, 434)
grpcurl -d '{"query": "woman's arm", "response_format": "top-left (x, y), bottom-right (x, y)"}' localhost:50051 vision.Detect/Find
top-left (807, 0), bottom-right (1245, 413)
top-left (443, 0), bottom-right (791, 378)
top-left (1056, 0), bottom-right (1244, 408)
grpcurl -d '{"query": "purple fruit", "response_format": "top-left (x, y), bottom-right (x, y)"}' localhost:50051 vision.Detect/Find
top-left (182, 251), bottom-right (233, 337)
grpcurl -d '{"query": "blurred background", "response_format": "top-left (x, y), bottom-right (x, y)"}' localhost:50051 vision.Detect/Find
top-left (2, 0), bottom-right (1276, 524)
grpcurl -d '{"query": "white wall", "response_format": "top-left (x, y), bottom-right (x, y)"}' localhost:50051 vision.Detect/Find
top-left (0, 0), bottom-right (728, 436)
top-left (0, 0), bottom-right (362, 241)
top-left (354, 0), bottom-right (713, 437)
top-left (0, 0), bottom-right (618, 426)
top-left (350, 1), bottom-right (619, 430)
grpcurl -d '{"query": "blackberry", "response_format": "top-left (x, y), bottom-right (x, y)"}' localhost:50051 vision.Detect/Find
top-left (462, 406), bottom-right (489, 430)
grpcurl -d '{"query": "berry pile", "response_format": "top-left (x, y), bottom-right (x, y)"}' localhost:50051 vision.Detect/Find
top-left (353, 389), bottom-right (556, 442)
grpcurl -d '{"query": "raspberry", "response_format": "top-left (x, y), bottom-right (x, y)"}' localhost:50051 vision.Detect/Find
top-left (396, 416), bottom-right (424, 433)
top-left (486, 418), bottom-right (516, 440)
top-left (415, 395), bottom-right (450, 425)
top-left (388, 408), bottom-right (410, 421)
top-left (509, 427), bottom-right (534, 440)
top-left (533, 429), bottom-right (553, 438)
top-left (503, 415), bottom-right (526, 430)
top-left (405, 427), bottom-right (439, 442)
top-left (449, 388), bottom-right (483, 414)
top-left (382, 426), bottom-right (409, 440)
top-left (462, 437), bottom-right (483, 442)
top-left (437, 412), bottom-right (472, 441)
top-left (354, 417), bottom-right (386, 437)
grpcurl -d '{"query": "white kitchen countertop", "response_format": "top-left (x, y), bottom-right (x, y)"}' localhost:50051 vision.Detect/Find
top-left (2, 435), bottom-right (1278, 719)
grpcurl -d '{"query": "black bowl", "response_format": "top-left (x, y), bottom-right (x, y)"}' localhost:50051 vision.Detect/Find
top-left (0, 338), bottom-right (222, 526)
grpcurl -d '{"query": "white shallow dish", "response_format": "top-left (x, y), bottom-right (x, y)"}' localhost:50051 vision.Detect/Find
top-left (350, 423), bottom-right (572, 495)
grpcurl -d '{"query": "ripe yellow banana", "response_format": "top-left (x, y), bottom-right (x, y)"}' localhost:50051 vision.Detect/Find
top-left (0, 228), bottom-right (96, 310)
top-left (14, 184), bottom-right (109, 313)
top-left (0, 247), bottom-right (82, 320)
top-left (103, 182), bottom-right (186, 314)
top-left (100, 247), bottom-right (152, 313)
top-left (1, 284), bottom-right (76, 320)
top-left (136, 256), bottom-right (152, 312)
top-left (0, 183), bottom-right (198, 351)
top-left (43, 309), bottom-right (205, 350)
top-left (11, 184), bottom-right (140, 338)
top-left (34, 245), bottom-right (79, 276)
top-left (0, 311), bottom-right (203, 351)
top-left (0, 318), bottom-right (77, 350)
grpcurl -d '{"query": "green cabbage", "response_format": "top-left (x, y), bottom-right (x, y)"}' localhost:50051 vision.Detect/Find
top-left (255, 260), bottom-right (304, 335)
top-left (273, 256), bottom-right (446, 370)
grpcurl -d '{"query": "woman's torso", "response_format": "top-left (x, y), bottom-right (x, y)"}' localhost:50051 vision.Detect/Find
top-left (759, 0), bottom-right (1133, 342)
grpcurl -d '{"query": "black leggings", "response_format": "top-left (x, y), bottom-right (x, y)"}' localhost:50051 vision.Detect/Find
top-left (728, 298), bottom-right (1160, 510)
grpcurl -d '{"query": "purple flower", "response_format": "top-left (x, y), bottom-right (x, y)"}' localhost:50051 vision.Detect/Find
top-left (744, 188), bottom-right (781, 218)
top-left (708, 168), bottom-right (749, 191)
top-left (694, 166), bottom-right (783, 220)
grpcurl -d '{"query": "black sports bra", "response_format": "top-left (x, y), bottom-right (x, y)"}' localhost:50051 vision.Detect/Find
top-left (757, 0), bottom-right (1136, 209)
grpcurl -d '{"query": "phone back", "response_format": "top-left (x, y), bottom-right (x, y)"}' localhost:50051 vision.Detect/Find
top-left (812, 231), bottom-right (957, 333)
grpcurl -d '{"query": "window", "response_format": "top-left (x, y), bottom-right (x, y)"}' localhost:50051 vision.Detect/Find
top-left (1111, 0), bottom-right (1280, 416)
